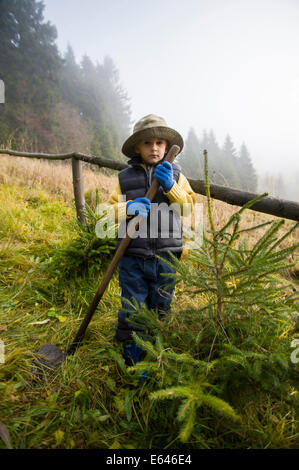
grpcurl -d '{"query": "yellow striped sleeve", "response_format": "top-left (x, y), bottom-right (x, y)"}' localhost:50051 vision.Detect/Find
top-left (164, 173), bottom-right (196, 215)
top-left (107, 180), bottom-right (130, 223)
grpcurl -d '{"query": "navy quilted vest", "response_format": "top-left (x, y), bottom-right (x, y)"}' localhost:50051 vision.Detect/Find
top-left (117, 157), bottom-right (183, 257)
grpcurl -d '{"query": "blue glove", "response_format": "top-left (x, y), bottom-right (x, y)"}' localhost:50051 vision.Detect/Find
top-left (153, 161), bottom-right (174, 191)
top-left (126, 197), bottom-right (151, 217)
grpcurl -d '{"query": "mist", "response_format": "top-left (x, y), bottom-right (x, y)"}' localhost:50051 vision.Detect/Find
top-left (29, 0), bottom-right (299, 201)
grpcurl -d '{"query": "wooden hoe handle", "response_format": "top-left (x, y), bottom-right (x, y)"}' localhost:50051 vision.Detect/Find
top-left (67, 144), bottom-right (180, 355)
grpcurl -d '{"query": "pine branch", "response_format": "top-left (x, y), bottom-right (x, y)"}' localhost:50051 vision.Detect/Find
top-left (219, 217), bottom-right (240, 271)
top-left (268, 221), bottom-right (299, 252)
top-left (178, 402), bottom-right (197, 442)
top-left (236, 220), bottom-right (273, 234)
top-left (218, 193), bottom-right (268, 235)
top-left (197, 392), bottom-right (240, 421)
top-left (177, 398), bottom-right (194, 423)
top-left (150, 386), bottom-right (194, 401)
top-left (247, 220), bottom-right (285, 265)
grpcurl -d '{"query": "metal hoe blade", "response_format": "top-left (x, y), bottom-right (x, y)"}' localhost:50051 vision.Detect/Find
top-left (32, 344), bottom-right (66, 378)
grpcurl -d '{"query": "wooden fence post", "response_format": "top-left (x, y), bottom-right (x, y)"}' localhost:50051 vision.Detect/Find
top-left (71, 157), bottom-right (86, 225)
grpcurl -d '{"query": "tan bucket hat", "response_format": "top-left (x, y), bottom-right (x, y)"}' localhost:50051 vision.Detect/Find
top-left (122, 114), bottom-right (184, 157)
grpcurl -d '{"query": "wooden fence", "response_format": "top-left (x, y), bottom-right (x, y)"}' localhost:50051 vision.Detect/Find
top-left (1, 149), bottom-right (299, 224)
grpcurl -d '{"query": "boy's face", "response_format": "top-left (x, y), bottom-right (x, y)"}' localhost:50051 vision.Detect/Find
top-left (134, 137), bottom-right (168, 165)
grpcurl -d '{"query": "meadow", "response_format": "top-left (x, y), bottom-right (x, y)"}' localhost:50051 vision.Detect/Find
top-left (0, 154), bottom-right (298, 449)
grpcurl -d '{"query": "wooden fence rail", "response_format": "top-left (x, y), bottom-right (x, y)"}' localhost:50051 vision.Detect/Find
top-left (1, 148), bottom-right (298, 223)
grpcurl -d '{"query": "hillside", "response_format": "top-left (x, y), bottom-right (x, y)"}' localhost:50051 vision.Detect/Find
top-left (0, 155), bottom-right (298, 449)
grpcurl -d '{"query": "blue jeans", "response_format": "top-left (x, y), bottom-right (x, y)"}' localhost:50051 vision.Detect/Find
top-left (115, 254), bottom-right (177, 342)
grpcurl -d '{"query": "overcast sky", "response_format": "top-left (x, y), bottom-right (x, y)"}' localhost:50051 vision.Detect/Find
top-left (42, 0), bottom-right (299, 175)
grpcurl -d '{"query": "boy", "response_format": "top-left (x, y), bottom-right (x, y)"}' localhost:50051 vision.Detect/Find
top-left (108, 114), bottom-right (195, 365)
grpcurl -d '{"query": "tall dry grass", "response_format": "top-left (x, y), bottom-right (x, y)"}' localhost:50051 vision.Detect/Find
top-left (0, 154), bottom-right (117, 201)
top-left (0, 152), bottom-right (298, 262)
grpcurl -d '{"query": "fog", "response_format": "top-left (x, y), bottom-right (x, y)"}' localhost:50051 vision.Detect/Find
top-left (43, 0), bottom-right (299, 200)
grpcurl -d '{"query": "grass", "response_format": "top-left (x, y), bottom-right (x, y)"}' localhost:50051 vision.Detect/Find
top-left (0, 154), bottom-right (298, 449)
top-left (0, 154), bottom-right (117, 201)
top-left (0, 181), bottom-right (123, 449)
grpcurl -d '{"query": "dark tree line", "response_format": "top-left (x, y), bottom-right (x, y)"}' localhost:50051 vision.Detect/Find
top-left (178, 128), bottom-right (258, 192)
top-left (0, 0), bottom-right (131, 161)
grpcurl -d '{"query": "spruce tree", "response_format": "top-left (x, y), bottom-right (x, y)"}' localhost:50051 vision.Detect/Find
top-left (59, 44), bottom-right (83, 111)
top-left (204, 130), bottom-right (221, 184)
top-left (238, 142), bottom-right (258, 192)
top-left (221, 134), bottom-right (241, 188)
top-left (178, 128), bottom-right (202, 178)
